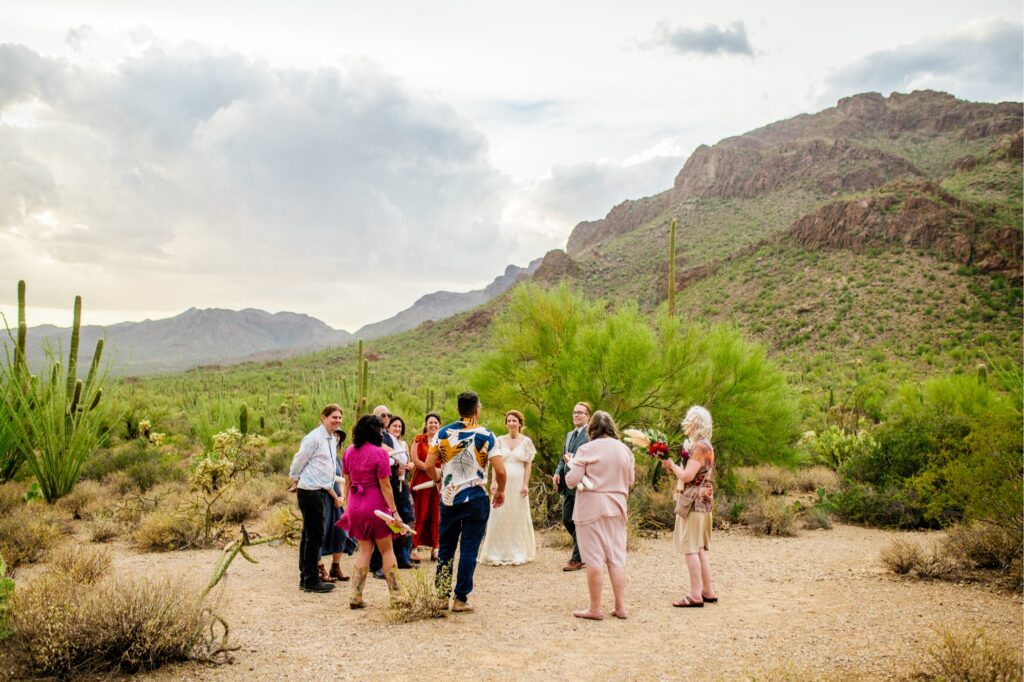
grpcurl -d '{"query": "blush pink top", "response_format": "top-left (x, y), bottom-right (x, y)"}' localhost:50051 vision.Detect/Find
top-left (566, 437), bottom-right (636, 525)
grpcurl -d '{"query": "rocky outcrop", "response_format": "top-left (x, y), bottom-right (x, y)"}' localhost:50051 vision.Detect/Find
top-left (566, 191), bottom-right (671, 257)
top-left (672, 138), bottom-right (922, 200)
top-left (786, 180), bottom-right (1022, 277)
top-left (532, 249), bottom-right (580, 282)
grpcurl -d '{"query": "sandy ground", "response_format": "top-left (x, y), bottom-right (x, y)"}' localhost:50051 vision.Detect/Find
top-left (62, 524), bottom-right (1023, 681)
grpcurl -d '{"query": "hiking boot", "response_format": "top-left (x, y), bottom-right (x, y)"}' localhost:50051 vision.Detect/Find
top-left (451, 599), bottom-right (474, 613)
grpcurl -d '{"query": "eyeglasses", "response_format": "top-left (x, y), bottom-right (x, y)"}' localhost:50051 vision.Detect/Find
top-left (379, 413), bottom-right (391, 419)
top-left (572, 410), bottom-right (589, 416)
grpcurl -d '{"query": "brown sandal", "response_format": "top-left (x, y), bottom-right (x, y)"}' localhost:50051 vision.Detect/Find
top-left (672, 595), bottom-right (704, 608)
top-left (329, 563), bottom-right (350, 582)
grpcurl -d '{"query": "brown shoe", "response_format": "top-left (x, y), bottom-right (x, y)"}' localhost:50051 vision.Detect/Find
top-left (329, 563), bottom-right (350, 582)
top-left (563, 560), bottom-right (585, 572)
top-left (451, 599), bottom-right (474, 613)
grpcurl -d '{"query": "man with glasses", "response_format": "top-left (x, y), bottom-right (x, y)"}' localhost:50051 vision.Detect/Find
top-left (552, 401), bottom-right (591, 571)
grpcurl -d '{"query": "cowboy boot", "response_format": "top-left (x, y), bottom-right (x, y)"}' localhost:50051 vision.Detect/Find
top-left (384, 567), bottom-right (408, 606)
top-left (349, 566), bottom-right (368, 609)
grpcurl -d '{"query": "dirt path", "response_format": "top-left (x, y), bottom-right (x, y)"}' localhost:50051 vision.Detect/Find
top-left (103, 524), bottom-right (1021, 681)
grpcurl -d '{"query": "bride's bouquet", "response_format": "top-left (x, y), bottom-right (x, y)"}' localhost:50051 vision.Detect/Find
top-left (623, 427), bottom-right (672, 460)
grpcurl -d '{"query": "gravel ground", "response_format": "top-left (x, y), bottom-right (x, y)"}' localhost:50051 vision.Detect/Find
top-left (90, 524), bottom-right (1022, 681)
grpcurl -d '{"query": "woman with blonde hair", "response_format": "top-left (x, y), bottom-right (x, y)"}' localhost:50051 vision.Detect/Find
top-left (565, 410), bottom-right (635, 619)
top-left (661, 405), bottom-right (718, 607)
top-left (478, 409), bottom-right (537, 565)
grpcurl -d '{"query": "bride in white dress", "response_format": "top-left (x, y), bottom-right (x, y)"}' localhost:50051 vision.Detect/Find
top-left (479, 410), bottom-right (537, 566)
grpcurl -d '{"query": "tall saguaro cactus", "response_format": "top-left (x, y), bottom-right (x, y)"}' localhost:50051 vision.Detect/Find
top-left (353, 339), bottom-right (369, 419)
top-left (667, 218), bottom-right (678, 316)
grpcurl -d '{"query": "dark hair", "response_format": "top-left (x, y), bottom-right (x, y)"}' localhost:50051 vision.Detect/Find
top-left (353, 414), bottom-right (384, 448)
top-left (422, 411), bottom-right (442, 434)
top-left (587, 410), bottom-right (619, 441)
top-left (388, 415), bottom-right (406, 437)
top-left (321, 403), bottom-right (342, 419)
top-left (457, 391), bottom-right (480, 418)
top-left (333, 429), bottom-right (347, 444)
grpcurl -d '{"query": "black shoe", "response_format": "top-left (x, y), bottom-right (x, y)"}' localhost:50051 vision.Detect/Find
top-left (372, 569), bottom-right (385, 580)
top-left (300, 580), bottom-right (336, 593)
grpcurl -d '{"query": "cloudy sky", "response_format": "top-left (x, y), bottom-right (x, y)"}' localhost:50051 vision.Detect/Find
top-left (1, 1), bottom-right (1021, 331)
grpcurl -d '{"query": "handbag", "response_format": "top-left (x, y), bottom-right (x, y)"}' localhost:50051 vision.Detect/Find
top-left (674, 485), bottom-right (699, 519)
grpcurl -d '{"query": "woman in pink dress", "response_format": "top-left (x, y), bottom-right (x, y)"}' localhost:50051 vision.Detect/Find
top-left (341, 414), bottom-right (406, 609)
top-left (565, 410), bottom-right (635, 620)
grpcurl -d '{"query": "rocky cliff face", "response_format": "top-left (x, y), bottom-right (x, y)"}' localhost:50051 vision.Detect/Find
top-left (786, 180), bottom-right (1022, 278)
top-left (564, 90), bottom-right (1022, 258)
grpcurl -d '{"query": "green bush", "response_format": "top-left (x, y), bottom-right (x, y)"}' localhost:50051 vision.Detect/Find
top-left (827, 481), bottom-right (927, 529)
top-left (82, 440), bottom-right (185, 492)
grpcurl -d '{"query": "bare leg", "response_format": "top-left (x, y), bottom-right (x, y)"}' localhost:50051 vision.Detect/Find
top-left (608, 566), bottom-right (627, 618)
top-left (354, 540), bottom-right (374, 569)
top-left (698, 548), bottom-right (715, 599)
top-left (685, 553), bottom-right (703, 601)
top-left (375, 535), bottom-right (397, 572)
top-left (573, 565), bottom-right (605, 620)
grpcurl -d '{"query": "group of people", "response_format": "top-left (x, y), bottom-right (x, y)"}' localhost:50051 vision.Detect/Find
top-left (288, 391), bottom-right (718, 618)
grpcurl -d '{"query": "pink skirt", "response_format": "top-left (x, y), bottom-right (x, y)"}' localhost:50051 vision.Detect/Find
top-left (576, 515), bottom-right (627, 568)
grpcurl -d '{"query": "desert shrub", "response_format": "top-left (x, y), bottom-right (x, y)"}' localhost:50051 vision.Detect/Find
top-left (0, 505), bottom-right (64, 570)
top-left (801, 506), bottom-right (833, 530)
top-left (627, 477), bottom-right (676, 532)
top-left (943, 523), bottom-right (1021, 572)
top-left (714, 479), bottom-right (763, 528)
top-left (387, 568), bottom-right (448, 623)
top-left (794, 466), bottom-right (840, 493)
top-left (827, 482), bottom-right (927, 529)
top-left (752, 465), bottom-right (797, 495)
top-left (5, 574), bottom-right (208, 677)
top-left (909, 628), bottom-right (1023, 681)
top-left (82, 439), bottom-right (186, 492)
top-left (48, 544), bottom-right (112, 584)
top-left (880, 538), bottom-right (926, 575)
top-left (263, 445), bottom-right (292, 475)
top-left (800, 425), bottom-right (879, 471)
top-left (134, 510), bottom-right (206, 552)
top-left (55, 479), bottom-right (109, 520)
top-left (263, 504), bottom-right (301, 542)
top-left (88, 516), bottom-right (120, 543)
top-left (0, 482), bottom-right (25, 516)
top-left (742, 497), bottom-right (796, 537)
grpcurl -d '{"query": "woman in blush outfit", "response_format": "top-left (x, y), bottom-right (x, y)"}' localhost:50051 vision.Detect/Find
top-left (478, 410), bottom-right (537, 566)
top-left (565, 410), bottom-right (635, 620)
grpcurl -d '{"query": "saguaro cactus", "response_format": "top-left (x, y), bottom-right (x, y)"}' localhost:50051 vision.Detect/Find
top-left (667, 218), bottom-right (678, 316)
top-left (239, 403), bottom-right (249, 435)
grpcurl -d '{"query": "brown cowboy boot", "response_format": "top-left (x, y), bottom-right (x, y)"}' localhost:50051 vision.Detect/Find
top-left (349, 566), bottom-right (368, 609)
top-left (384, 567), bottom-right (408, 606)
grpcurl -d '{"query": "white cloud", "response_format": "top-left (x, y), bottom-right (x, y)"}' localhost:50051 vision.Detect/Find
top-left (818, 19), bottom-right (1023, 104)
top-left (648, 20), bottom-right (754, 57)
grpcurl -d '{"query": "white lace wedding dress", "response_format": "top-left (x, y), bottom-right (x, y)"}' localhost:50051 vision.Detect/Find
top-left (479, 435), bottom-right (537, 566)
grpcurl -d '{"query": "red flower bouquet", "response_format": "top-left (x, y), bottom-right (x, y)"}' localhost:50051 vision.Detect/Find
top-left (623, 428), bottom-right (672, 460)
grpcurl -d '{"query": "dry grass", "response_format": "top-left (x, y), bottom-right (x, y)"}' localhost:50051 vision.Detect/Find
top-left (262, 504), bottom-right (301, 543)
top-left (0, 482), bottom-right (25, 516)
top-left (47, 544), bottom-right (112, 584)
top-left (880, 538), bottom-right (926, 575)
top-left (907, 627), bottom-right (1023, 681)
top-left (753, 465), bottom-right (799, 496)
top-left (801, 506), bottom-right (833, 530)
top-left (55, 479), bottom-right (110, 520)
top-left (88, 515), bottom-right (121, 543)
top-left (218, 476), bottom-right (290, 524)
top-left (134, 510), bottom-right (207, 552)
top-left (387, 568), bottom-right (449, 623)
top-left (794, 466), bottom-right (841, 493)
top-left (944, 523), bottom-right (1021, 571)
top-left (742, 497), bottom-right (797, 537)
top-left (5, 573), bottom-right (208, 678)
top-left (0, 504), bottom-right (66, 570)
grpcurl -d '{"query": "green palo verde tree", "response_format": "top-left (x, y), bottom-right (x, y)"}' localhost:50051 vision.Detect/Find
top-left (472, 283), bottom-right (799, 474)
top-left (0, 282), bottom-right (111, 502)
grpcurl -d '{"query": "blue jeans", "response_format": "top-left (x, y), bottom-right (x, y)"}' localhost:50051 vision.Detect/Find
top-left (435, 487), bottom-right (490, 602)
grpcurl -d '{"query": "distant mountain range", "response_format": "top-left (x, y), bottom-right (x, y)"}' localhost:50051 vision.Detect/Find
top-left (20, 259), bottom-right (540, 375)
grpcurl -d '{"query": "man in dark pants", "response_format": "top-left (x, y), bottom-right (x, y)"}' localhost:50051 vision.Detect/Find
top-left (288, 404), bottom-right (344, 593)
top-left (552, 401), bottom-right (591, 571)
top-left (369, 404), bottom-right (415, 578)
top-left (424, 391), bottom-right (506, 613)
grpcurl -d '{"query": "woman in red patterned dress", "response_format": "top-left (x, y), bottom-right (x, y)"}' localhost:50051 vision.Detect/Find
top-left (410, 412), bottom-right (442, 561)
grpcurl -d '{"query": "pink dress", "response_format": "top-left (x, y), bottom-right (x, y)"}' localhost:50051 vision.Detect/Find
top-left (565, 437), bottom-right (635, 568)
top-left (338, 444), bottom-right (393, 541)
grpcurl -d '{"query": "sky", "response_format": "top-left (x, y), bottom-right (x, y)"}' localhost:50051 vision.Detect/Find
top-left (1, 1), bottom-right (1021, 331)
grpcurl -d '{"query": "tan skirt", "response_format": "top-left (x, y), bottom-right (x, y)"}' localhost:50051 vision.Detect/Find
top-left (576, 515), bottom-right (627, 568)
top-left (673, 511), bottom-right (712, 555)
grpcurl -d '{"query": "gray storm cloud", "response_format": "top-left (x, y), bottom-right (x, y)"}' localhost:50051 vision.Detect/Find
top-left (820, 20), bottom-right (1023, 104)
top-left (649, 20), bottom-right (754, 57)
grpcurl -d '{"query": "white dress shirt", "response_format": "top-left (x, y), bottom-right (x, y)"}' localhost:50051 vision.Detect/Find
top-left (289, 424), bottom-right (337, 491)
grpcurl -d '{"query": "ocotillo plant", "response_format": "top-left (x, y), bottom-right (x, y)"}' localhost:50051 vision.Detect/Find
top-left (0, 282), bottom-right (109, 501)
top-left (667, 218), bottom-right (677, 316)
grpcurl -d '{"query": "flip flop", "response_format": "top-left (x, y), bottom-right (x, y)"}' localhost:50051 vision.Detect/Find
top-left (672, 595), bottom-right (704, 608)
